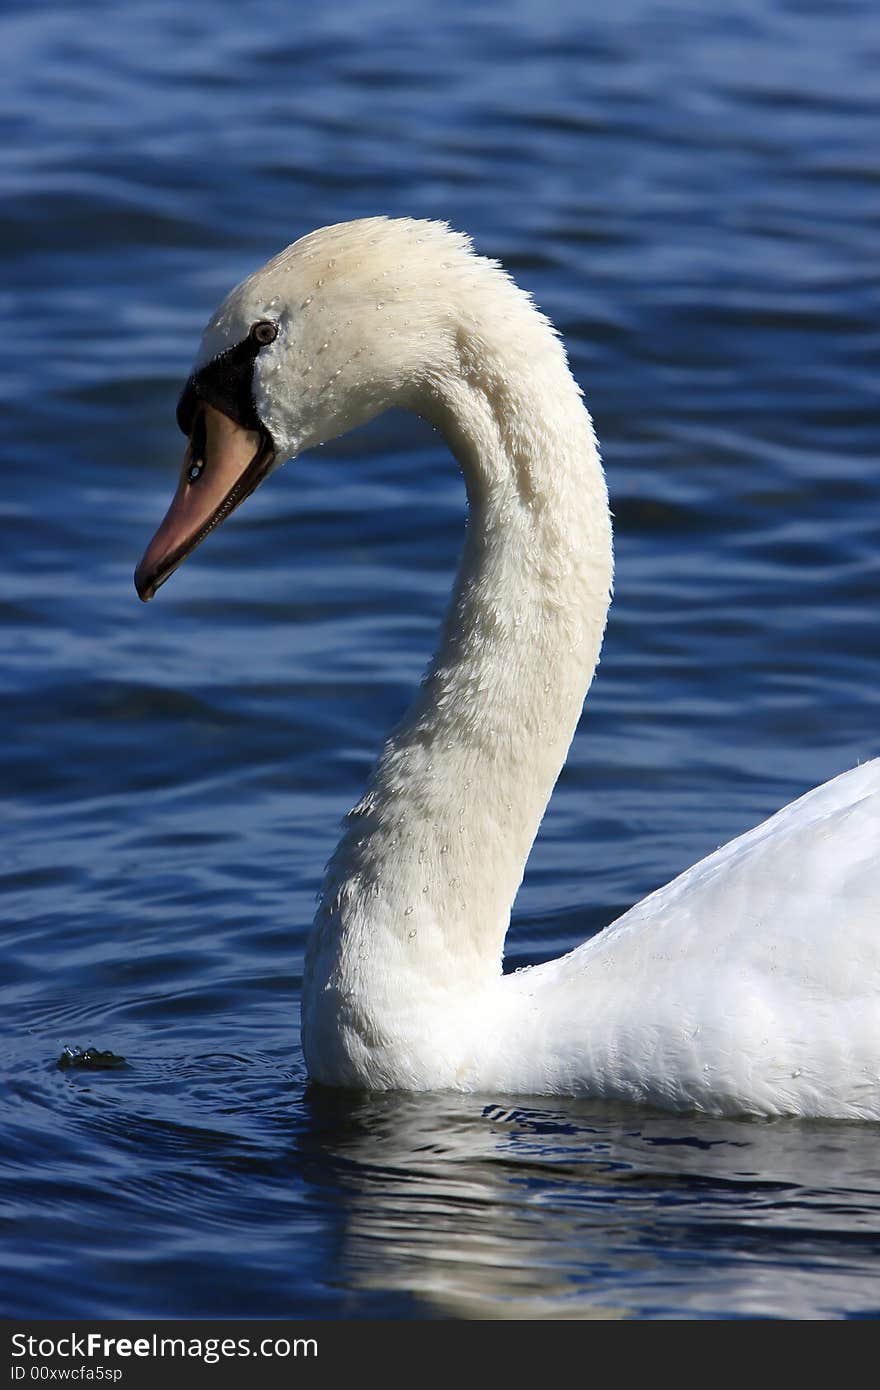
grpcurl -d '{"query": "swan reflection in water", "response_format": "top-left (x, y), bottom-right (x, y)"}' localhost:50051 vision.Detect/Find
top-left (295, 1088), bottom-right (880, 1319)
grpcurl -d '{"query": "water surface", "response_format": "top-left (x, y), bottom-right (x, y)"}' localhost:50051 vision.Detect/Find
top-left (1, 0), bottom-right (878, 1319)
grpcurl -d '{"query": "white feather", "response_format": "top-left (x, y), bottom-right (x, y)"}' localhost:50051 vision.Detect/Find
top-left (202, 217), bottom-right (879, 1118)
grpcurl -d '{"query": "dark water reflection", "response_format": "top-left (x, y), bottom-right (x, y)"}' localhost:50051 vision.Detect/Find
top-left (299, 1092), bottom-right (880, 1319)
top-left (1, 0), bottom-right (878, 1318)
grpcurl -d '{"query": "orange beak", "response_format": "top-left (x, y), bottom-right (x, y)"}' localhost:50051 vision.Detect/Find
top-left (135, 403), bottom-right (275, 601)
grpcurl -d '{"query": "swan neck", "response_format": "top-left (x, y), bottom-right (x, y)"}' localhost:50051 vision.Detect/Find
top-left (303, 304), bottom-right (612, 1078)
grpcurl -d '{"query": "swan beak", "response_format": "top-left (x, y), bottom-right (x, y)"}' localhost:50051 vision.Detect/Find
top-left (135, 404), bottom-right (275, 601)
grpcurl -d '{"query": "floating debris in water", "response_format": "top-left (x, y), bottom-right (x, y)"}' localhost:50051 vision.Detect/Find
top-left (57, 1046), bottom-right (127, 1071)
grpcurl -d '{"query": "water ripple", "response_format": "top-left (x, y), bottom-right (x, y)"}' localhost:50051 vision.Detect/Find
top-left (1, 0), bottom-right (878, 1320)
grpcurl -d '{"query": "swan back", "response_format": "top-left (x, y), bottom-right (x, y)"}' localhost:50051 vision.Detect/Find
top-left (499, 760), bottom-right (880, 1117)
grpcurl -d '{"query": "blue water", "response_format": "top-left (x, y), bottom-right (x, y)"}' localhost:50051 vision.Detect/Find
top-left (2, 0), bottom-right (879, 1319)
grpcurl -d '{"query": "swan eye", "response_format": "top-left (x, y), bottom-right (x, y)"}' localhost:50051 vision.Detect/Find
top-left (251, 319), bottom-right (278, 346)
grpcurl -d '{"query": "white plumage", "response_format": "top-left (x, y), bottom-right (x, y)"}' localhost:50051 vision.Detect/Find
top-left (173, 217), bottom-right (880, 1117)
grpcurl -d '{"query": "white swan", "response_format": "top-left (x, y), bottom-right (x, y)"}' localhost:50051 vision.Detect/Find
top-left (136, 217), bottom-right (880, 1119)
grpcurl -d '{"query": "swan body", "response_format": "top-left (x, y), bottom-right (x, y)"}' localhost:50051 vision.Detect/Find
top-left (137, 217), bottom-right (880, 1118)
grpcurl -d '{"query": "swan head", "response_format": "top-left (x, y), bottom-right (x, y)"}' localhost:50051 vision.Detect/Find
top-left (135, 216), bottom-right (480, 600)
